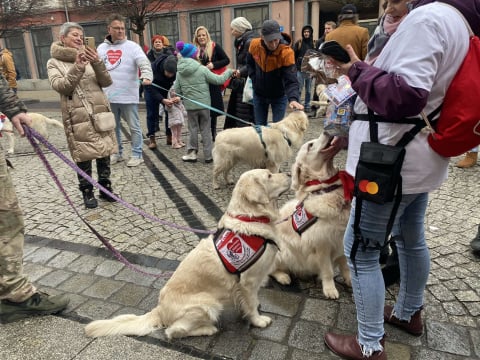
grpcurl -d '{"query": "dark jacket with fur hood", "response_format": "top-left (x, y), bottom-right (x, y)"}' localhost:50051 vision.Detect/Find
top-left (47, 41), bottom-right (117, 163)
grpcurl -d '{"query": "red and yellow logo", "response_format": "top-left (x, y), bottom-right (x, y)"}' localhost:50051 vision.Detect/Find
top-left (357, 180), bottom-right (379, 195)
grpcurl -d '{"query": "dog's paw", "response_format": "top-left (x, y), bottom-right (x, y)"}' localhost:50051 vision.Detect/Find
top-left (322, 284), bottom-right (340, 299)
top-left (271, 271), bottom-right (292, 285)
top-left (250, 315), bottom-right (272, 328)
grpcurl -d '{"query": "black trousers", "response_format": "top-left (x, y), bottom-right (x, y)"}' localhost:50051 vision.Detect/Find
top-left (77, 156), bottom-right (111, 191)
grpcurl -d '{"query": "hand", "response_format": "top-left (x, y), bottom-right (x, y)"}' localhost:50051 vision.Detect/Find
top-left (334, 45), bottom-right (361, 75)
top-left (163, 99), bottom-right (173, 106)
top-left (289, 101), bottom-right (304, 111)
top-left (206, 62), bottom-right (214, 70)
top-left (75, 51), bottom-right (89, 69)
top-left (142, 79), bottom-right (152, 86)
top-left (11, 113), bottom-right (32, 137)
top-left (83, 46), bottom-right (100, 63)
top-left (232, 69), bottom-right (241, 78)
top-left (320, 136), bottom-right (348, 158)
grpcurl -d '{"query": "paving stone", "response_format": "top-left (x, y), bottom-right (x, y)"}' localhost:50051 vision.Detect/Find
top-left (300, 298), bottom-right (338, 326)
top-left (212, 329), bottom-right (253, 359)
top-left (24, 247), bottom-right (61, 264)
top-left (288, 320), bottom-right (327, 353)
top-left (75, 298), bottom-right (122, 320)
top-left (258, 288), bottom-right (303, 317)
top-left (250, 314), bottom-right (291, 342)
top-left (108, 283), bottom-right (151, 307)
top-left (47, 251), bottom-right (81, 268)
top-left (248, 340), bottom-right (288, 360)
top-left (67, 255), bottom-right (105, 274)
top-left (82, 278), bottom-right (125, 300)
top-left (37, 269), bottom-right (74, 287)
top-left (426, 321), bottom-right (471, 356)
top-left (57, 273), bottom-right (97, 293)
top-left (113, 266), bottom-right (158, 287)
top-left (94, 259), bottom-right (125, 277)
top-left (22, 262), bottom-right (54, 282)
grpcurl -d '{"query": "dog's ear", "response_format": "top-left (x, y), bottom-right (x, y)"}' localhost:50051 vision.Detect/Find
top-left (291, 162), bottom-right (302, 190)
top-left (243, 176), bottom-right (270, 205)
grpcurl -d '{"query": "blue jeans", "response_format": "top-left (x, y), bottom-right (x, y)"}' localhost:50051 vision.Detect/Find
top-left (297, 71), bottom-right (311, 109)
top-left (253, 94), bottom-right (288, 126)
top-left (110, 103), bottom-right (143, 159)
top-left (344, 193), bottom-right (430, 354)
top-left (144, 91), bottom-right (171, 138)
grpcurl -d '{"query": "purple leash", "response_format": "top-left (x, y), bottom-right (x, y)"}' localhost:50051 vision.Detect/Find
top-left (23, 126), bottom-right (213, 277)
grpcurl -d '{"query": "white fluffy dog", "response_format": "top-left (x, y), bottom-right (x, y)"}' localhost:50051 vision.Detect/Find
top-left (85, 169), bottom-right (291, 340)
top-left (1, 112), bottom-right (63, 154)
top-left (271, 134), bottom-right (352, 299)
top-left (212, 111), bottom-right (309, 189)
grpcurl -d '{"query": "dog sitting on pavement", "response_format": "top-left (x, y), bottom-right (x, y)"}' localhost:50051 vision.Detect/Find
top-left (85, 169), bottom-right (291, 340)
top-left (270, 133), bottom-right (352, 299)
top-left (0, 112), bottom-right (64, 154)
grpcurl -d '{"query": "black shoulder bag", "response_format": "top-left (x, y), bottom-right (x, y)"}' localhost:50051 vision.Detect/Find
top-left (350, 109), bottom-right (434, 274)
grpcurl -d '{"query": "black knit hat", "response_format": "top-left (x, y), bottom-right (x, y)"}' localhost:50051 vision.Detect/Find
top-left (164, 55), bottom-right (177, 73)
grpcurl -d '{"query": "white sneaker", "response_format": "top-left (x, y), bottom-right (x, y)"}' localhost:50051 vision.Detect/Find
top-left (126, 157), bottom-right (144, 167)
top-left (111, 154), bottom-right (124, 164)
top-left (182, 150), bottom-right (197, 162)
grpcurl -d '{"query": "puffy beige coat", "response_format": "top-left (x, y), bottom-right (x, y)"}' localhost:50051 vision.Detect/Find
top-left (47, 41), bottom-right (117, 162)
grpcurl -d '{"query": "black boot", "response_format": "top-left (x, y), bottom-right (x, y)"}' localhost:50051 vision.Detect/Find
top-left (99, 181), bottom-right (116, 202)
top-left (82, 188), bottom-right (98, 208)
top-left (471, 225), bottom-right (480, 252)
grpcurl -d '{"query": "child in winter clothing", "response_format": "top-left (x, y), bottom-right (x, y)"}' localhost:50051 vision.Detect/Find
top-left (166, 86), bottom-right (186, 149)
top-left (174, 41), bottom-right (233, 163)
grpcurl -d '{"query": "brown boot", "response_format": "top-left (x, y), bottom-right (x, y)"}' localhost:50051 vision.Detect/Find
top-left (324, 333), bottom-right (386, 359)
top-left (455, 152), bottom-right (478, 168)
top-left (384, 305), bottom-right (423, 336)
top-left (148, 136), bottom-right (157, 150)
top-left (166, 134), bottom-right (172, 145)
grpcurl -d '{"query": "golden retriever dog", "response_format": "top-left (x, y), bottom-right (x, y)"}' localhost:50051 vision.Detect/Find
top-left (212, 111), bottom-right (308, 189)
top-left (85, 169), bottom-right (291, 340)
top-left (271, 134), bottom-right (352, 299)
top-left (309, 84), bottom-right (329, 118)
top-left (1, 112), bottom-right (63, 154)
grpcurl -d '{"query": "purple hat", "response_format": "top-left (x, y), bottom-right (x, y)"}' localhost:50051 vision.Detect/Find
top-left (176, 41), bottom-right (198, 59)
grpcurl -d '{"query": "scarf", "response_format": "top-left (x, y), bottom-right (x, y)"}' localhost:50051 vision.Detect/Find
top-left (365, 14), bottom-right (405, 65)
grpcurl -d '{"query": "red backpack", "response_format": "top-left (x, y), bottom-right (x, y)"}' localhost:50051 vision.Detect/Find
top-left (427, 7), bottom-right (480, 157)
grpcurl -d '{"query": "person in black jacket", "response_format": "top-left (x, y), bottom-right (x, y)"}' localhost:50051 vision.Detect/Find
top-left (225, 17), bottom-right (258, 129)
top-left (293, 25), bottom-right (315, 113)
top-left (144, 54), bottom-right (177, 149)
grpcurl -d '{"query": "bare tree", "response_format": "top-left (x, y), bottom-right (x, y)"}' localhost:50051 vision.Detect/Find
top-left (81, 0), bottom-right (179, 47)
top-left (0, 0), bottom-right (43, 38)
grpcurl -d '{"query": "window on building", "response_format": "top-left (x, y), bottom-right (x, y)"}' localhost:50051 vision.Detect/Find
top-left (31, 27), bottom-right (53, 79)
top-left (234, 5), bottom-right (269, 34)
top-left (190, 10), bottom-right (222, 46)
top-left (148, 14), bottom-right (179, 47)
top-left (82, 23), bottom-right (108, 47)
top-left (72, 0), bottom-right (96, 6)
top-left (4, 31), bottom-right (30, 79)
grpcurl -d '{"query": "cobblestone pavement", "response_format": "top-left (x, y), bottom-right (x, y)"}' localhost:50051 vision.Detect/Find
top-left (1, 94), bottom-right (479, 359)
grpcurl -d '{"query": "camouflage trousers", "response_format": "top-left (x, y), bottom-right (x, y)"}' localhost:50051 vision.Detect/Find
top-left (0, 144), bottom-right (36, 302)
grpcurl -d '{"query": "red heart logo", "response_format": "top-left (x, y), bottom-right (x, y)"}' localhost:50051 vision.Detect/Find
top-left (106, 50), bottom-right (122, 65)
top-left (227, 237), bottom-right (243, 254)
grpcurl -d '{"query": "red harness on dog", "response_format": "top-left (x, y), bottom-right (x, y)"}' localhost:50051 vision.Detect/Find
top-left (292, 171), bottom-right (354, 235)
top-left (214, 215), bottom-right (276, 275)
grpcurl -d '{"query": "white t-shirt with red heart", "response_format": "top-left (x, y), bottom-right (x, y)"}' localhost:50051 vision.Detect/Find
top-left (97, 38), bottom-right (153, 104)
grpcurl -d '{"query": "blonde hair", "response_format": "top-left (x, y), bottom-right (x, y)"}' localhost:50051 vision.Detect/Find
top-left (193, 26), bottom-right (214, 61)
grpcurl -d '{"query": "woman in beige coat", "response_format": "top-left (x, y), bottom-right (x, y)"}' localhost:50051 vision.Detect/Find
top-left (47, 22), bottom-right (117, 209)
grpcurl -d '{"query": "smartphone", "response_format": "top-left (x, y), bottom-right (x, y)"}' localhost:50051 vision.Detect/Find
top-left (84, 37), bottom-right (95, 49)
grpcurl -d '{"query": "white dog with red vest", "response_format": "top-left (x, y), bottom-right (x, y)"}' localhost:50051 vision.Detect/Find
top-left (85, 169), bottom-right (290, 339)
top-left (271, 134), bottom-right (352, 299)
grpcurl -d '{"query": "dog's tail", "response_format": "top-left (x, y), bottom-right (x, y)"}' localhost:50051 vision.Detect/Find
top-left (44, 117), bottom-right (64, 128)
top-left (84, 310), bottom-right (160, 338)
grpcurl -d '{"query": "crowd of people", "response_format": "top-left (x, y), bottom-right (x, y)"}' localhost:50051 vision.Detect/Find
top-left (1, 4), bottom-right (479, 360)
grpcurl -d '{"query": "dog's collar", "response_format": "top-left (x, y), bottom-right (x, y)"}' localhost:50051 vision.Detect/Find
top-left (311, 184), bottom-right (342, 195)
top-left (228, 213), bottom-right (271, 224)
top-left (305, 171), bottom-right (354, 202)
top-left (305, 172), bottom-right (341, 187)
